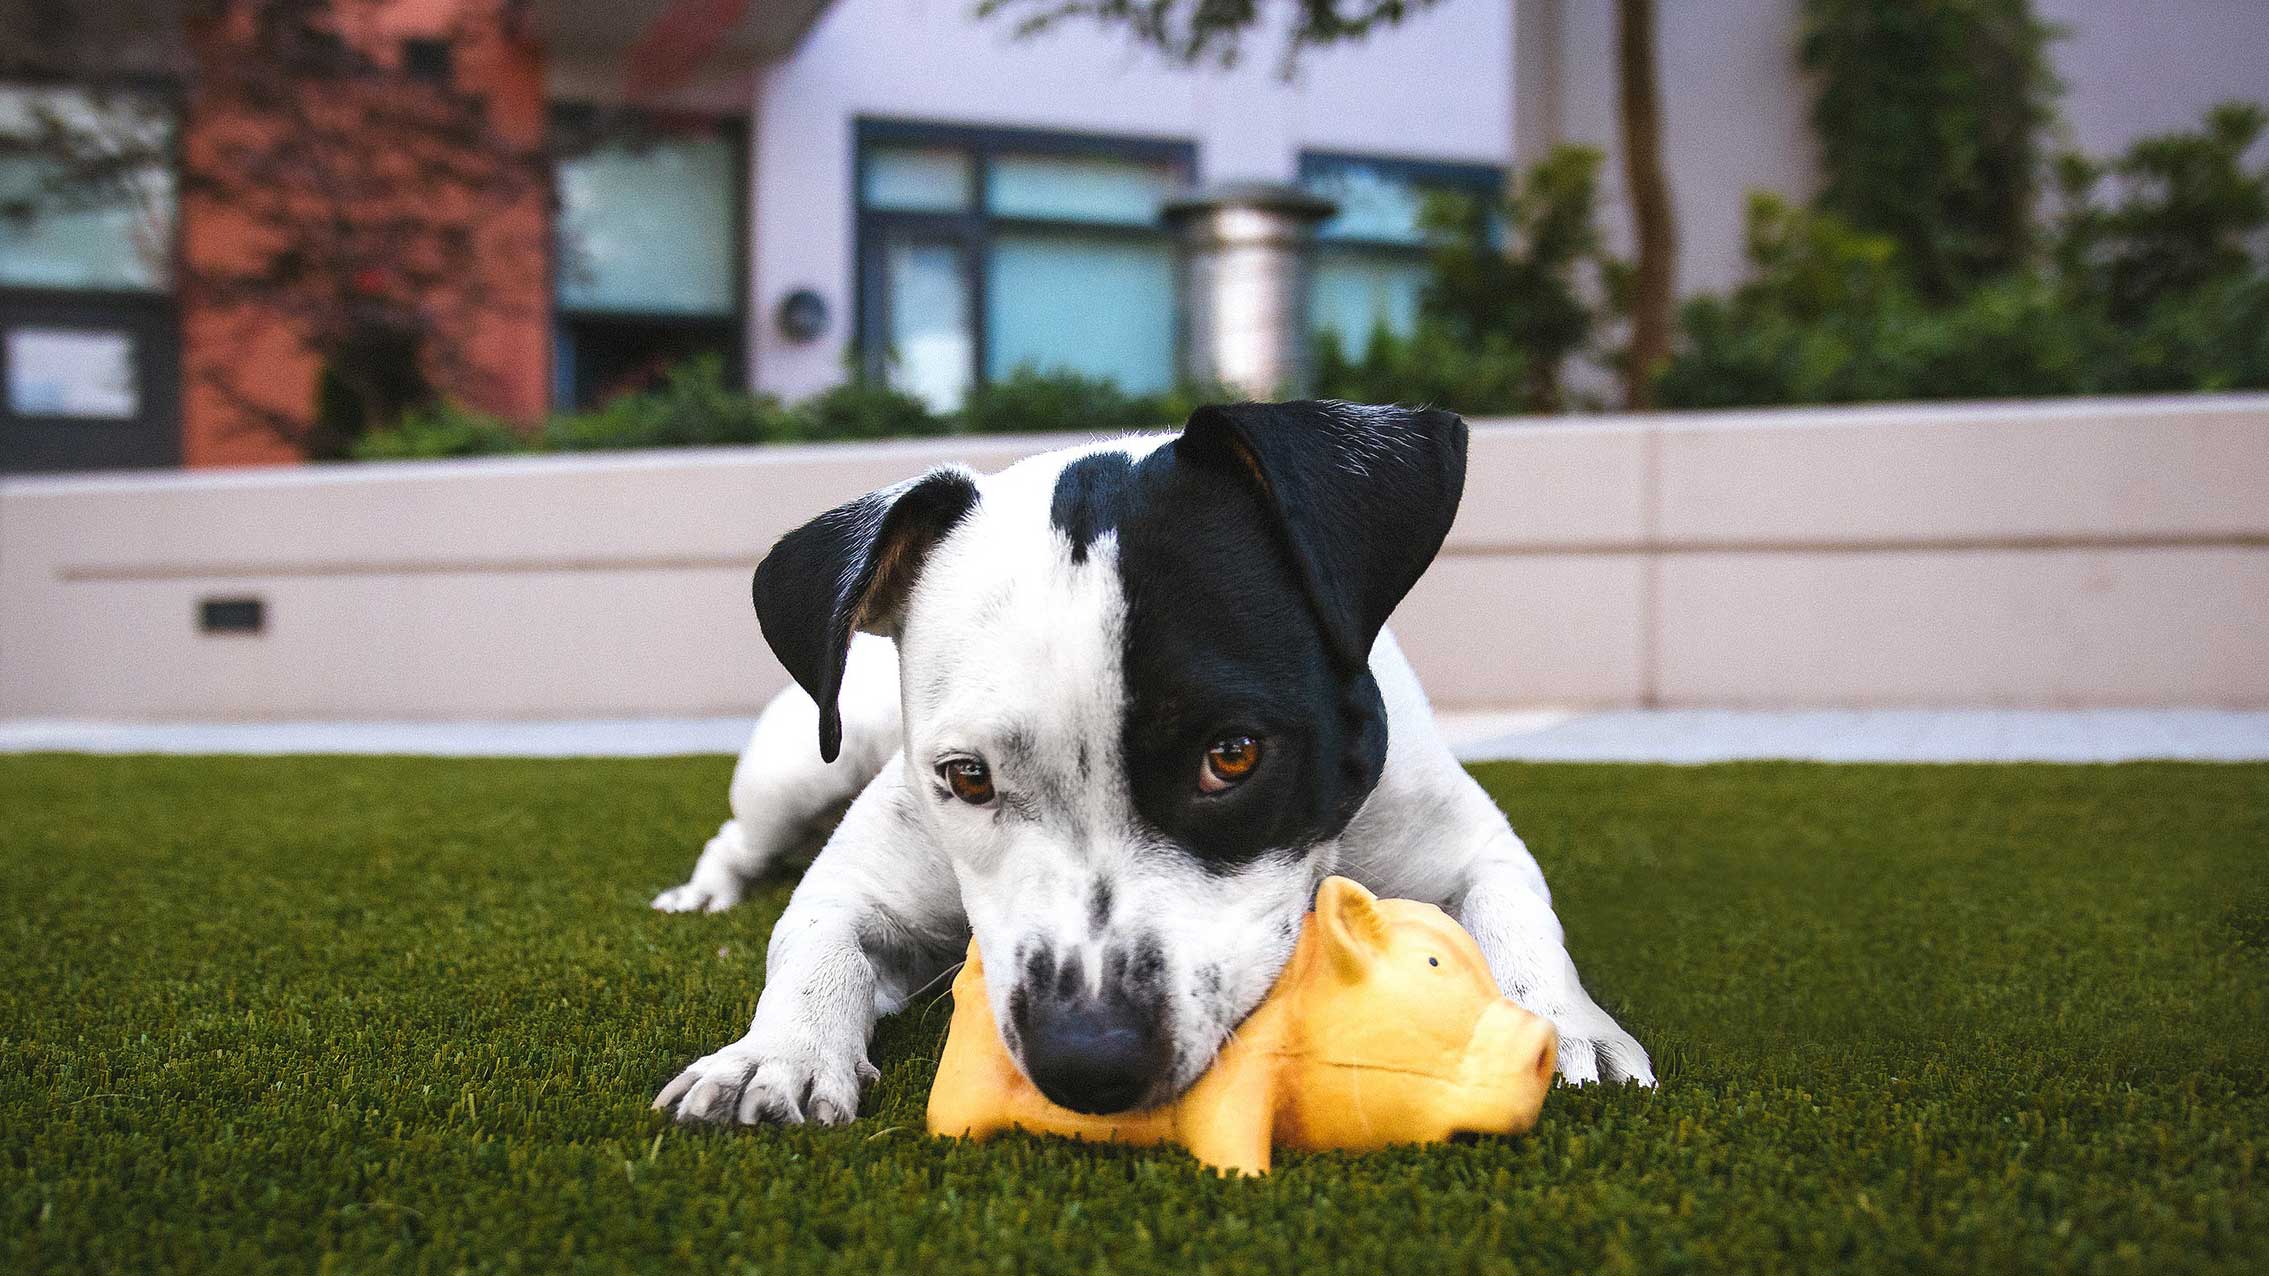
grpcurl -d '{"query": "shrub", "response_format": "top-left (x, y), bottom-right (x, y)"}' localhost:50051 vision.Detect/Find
top-left (1800, 0), bottom-right (2062, 299)
top-left (1661, 101), bottom-right (2269, 412)
top-left (2117, 271), bottom-right (2269, 393)
top-left (1313, 319), bottom-right (1531, 415)
top-left (2050, 102), bottom-right (2269, 327)
top-left (960, 366), bottom-right (1170, 435)
top-left (1419, 144), bottom-right (1621, 411)
top-left (349, 401), bottom-right (528, 460)
top-left (788, 377), bottom-right (949, 442)
top-left (544, 357), bottom-right (792, 451)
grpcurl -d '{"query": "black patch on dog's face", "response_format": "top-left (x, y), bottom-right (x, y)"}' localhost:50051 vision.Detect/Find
top-left (1050, 451), bottom-right (1135, 565)
top-left (1050, 443), bottom-right (1388, 872)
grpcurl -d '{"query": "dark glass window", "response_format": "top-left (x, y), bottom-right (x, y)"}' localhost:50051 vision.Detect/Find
top-left (855, 121), bottom-right (1193, 412)
top-left (551, 112), bottom-right (745, 408)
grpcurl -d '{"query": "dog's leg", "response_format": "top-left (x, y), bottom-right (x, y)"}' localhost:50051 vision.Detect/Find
top-left (654, 756), bottom-right (965, 1125)
top-left (1350, 633), bottom-right (1653, 1085)
top-left (654, 634), bottom-right (903, 912)
top-left (1452, 822), bottom-right (1655, 1086)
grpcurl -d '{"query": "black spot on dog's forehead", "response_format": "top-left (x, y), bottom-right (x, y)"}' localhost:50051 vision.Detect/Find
top-left (1050, 450), bottom-right (1138, 564)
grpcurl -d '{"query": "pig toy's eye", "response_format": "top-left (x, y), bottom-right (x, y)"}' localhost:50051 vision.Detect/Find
top-left (1427, 956), bottom-right (1440, 968)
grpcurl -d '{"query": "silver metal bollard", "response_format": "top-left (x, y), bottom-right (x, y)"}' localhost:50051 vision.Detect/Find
top-left (1163, 183), bottom-right (1337, 399)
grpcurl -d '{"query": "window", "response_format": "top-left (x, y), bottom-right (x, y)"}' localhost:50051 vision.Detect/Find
top-left (856, 122), bottom-right (1192, 412)
top-left (551, 112), bottom-right (744, 408)
top-left (0, 85), bottom-right (176, 292)
top-left (1299, 154), bottom-right (1503, 359)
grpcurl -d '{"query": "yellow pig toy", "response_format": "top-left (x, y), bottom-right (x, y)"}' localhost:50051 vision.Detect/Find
top-left (927, 876), bottom-right (1559, 1175)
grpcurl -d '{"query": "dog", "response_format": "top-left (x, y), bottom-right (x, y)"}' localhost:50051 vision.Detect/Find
top-left (651, 401), bottom-right (1653, 1127)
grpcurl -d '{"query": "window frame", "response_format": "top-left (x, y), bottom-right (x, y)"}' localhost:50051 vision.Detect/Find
top-left (547, 105), bottom-right (750, 407)
top-left (1297, 150), bottom-right (1505, 357)
top-left (852, 117), bottom-right (1196, 399)
top-left (1297, 149), bottom-right (1507, 250)
top-left (0, 75), bottom-right (185, 471)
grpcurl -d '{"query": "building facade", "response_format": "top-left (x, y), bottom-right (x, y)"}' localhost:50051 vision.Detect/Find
top-left (2, 0), bottom-right (2262, 472)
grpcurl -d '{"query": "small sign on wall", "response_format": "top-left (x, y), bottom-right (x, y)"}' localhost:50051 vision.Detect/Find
top-left (5, 326), bottom-right (141, 420)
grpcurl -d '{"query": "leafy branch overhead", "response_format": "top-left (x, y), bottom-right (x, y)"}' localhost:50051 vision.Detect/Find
top-left (975, 0), bottom-right (1447, 69)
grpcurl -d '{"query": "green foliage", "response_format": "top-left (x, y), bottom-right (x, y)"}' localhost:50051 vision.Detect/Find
top-left (544, 357), bottom-right (793, 451)
top-left (1659, 194), bottom-right (2112, 408)
top-left (2051, 102), bottom-right (2269, 326)
top-left (4, 754), bottom-right (2266, 1272)
top-left (1662, 105), bottom-right (2269, 409)
top-left (1314, 319), bottom-right (1532, 415)
top-left (976, 0), bottom-right (1444, 69)
top-left (353, 357), bottom-right (798, 460)
top-left (347, 400), bottom-right (528, 460)
top-left (1418, 144), bottom-right (1622, 411)
top-left (362, 363), bottom-right (1205, 459)
top-left (787, 377), bottom-right (952, 442)
top-left (1310, 144), bottom-right (1621, 416)
top-left (1800, 0), bottom-right (2062, 299)
top-left (960, 365), bottom-right (1172, 435)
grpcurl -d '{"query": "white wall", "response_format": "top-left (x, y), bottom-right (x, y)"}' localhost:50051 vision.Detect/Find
top-left (746, 0), bottom-right (1515, 402)
top-left (2042, 0), bottom-right (2269, 158)
top-left (5, 395), bottom-right (2264, 721)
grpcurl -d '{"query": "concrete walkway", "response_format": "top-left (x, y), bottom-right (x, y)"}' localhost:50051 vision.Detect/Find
top-left (3, 710), bottom-right (2266, 763)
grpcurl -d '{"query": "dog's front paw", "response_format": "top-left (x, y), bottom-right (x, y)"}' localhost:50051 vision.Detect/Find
top-left (1547, 1008), bottom-right (1656, 1087)
top-left (651, 873), bottom-right (743, 914)
top-left (651, 1037), bottom-right (878, 1126)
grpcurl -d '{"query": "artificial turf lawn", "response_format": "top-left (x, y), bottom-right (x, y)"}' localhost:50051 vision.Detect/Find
top-left (2, 756), bottom-right (2265, 1274)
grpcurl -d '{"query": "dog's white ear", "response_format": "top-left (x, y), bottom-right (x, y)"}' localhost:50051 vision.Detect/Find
top-left (1175, 402), bottom-right (1467, 672)
top-left (752, 466), bottom-right (979, 762)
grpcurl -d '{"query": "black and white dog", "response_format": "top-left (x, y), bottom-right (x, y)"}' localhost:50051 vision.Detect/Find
top-left (652, 401), bottom-right (1652, 1126)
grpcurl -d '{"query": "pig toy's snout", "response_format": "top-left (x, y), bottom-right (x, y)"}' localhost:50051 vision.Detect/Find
top-left (1456, 999), bottom-right (1559, 1137)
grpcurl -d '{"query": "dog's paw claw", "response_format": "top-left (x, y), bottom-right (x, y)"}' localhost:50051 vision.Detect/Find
top-left (651, 878), bottom-right (743, 913)
top-left (1544, 1012), bottom-right (1656, 1087)
top-left (653, 1042), bottom-right (867, 1127)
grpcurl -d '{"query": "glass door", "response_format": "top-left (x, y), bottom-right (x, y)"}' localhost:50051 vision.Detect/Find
top-left (864, 227), bottom-right (975, 414)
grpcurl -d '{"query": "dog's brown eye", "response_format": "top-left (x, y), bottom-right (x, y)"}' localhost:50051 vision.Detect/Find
top-left (1199, 735), bottom-right (1262, 793)
top-left (940, 758), bottom-right (994, 805)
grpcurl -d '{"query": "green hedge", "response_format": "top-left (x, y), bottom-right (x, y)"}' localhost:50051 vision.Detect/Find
top-left (349, 363), bottom-right (1201, 461)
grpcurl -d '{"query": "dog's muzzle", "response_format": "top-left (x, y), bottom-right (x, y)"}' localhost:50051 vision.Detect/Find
top-left (1010, 947), bottom-right (1169, 1114)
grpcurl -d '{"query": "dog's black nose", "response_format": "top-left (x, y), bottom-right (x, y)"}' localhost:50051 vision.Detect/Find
top-left (1020, 995), bottom-right (1163, 1115)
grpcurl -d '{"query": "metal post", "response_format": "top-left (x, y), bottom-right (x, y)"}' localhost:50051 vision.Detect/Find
top-left (1162, 183), bottom-right (1337, 399)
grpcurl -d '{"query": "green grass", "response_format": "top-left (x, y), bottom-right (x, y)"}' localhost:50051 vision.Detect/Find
top-left (3, 755), bottom-right (2265, 1274)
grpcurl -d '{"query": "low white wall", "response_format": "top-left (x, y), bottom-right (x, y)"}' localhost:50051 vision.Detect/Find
top-left (3, 395), bottom-right (2265, 721)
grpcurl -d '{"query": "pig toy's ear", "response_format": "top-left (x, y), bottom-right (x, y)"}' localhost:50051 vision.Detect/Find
top-left (1317, 876), bottom-right (1390, 981)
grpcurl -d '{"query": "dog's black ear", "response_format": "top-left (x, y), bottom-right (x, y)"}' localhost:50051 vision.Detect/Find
top-left (752, 467), bottom-right (980, 762)
top-left (1175, 401), bottom-right (1467, 670)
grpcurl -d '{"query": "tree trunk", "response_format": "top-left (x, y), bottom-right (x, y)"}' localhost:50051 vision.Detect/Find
top-left (1616, 0), bottom-right (1675, 409)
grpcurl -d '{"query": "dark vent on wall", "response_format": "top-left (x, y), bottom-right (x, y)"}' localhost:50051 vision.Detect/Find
top-left (199, 597), bottom-right (265, 636)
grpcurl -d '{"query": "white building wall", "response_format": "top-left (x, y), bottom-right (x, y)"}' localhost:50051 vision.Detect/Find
top-left (746, 0), bottom-right (1515, 402)
top-left (2042, 0), bottom-right (2269, 158)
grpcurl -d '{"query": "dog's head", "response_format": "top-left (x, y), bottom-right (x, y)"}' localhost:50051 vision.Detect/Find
top-left (753, 401), bottom-right (1467, 1113)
